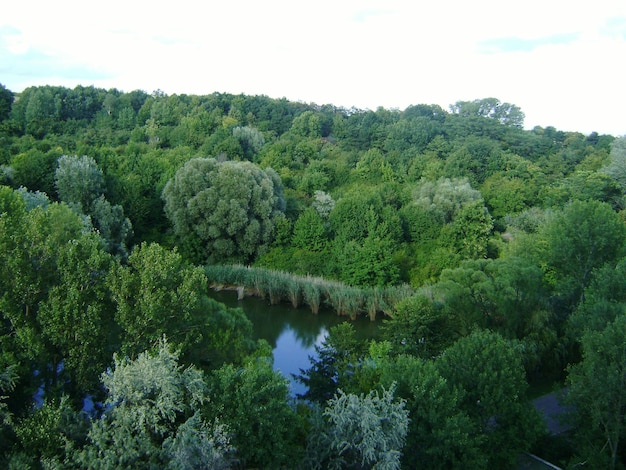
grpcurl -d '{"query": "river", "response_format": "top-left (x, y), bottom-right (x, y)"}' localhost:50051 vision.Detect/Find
top-left (209, 290), bottom-right (380, 397)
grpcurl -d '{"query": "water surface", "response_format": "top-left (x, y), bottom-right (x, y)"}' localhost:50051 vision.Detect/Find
top-left (209, 290), bottom-right (380, 397)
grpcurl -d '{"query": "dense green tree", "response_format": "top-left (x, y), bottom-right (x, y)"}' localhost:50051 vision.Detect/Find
top-left (533, 200), bottom-right (626, 308)
top-left (565, 314), bottom-right (626, 469)
top-left (354, 148), bottom-right (395, 182)
top-left (382, 294), bottom-right (457, 358)
top-left (205, 357), bottom-right (302, 468)
top-left (0, 197), bottom-right (87, 383)
top-left (440, 200), bottom-right (494, 260)
top-left (372, 354), bottom-right (485, 468)
top-left (162, 157), bottom-right (286, 264)
top-left (9, 396), bottom-right (87, 468)
top-left (38, 234), bottom-right (116, 395)
top-left (568, 258), bottom-right (626, 338)
top-left (10, 149), bottom-right (58, 196)
top-left (292, 207), bottom-right (327, 252)
top-left (481, 173), bottom-right (535, 218)
top-left (0, 83), bottom-right (13, 123)
top-left (436, 330), bottom-right (544, 467)
top-left (0, 364), bottom-right (18, 464)
top-left (333, 230), bottom-right (401, 286)
top-left (108, 242), bottom-right (254, 367)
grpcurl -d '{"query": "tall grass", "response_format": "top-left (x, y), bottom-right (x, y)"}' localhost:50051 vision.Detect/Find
top-left (204, 264), bottom-right (414, 320)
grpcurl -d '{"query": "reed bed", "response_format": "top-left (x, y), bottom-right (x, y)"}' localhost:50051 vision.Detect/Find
top-left (204, 264), bottom-right (414, 320)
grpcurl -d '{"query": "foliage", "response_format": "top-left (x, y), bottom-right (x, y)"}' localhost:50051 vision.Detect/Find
top-left (38, 234), bottom-right (116, 394)
top-left (0, 83), bottom-right (13, 122)
top-left (307, 384), bottom-right (409, 470)
top-left (1, 83), bottom-right (623, 466)
top-left (450, 97), bottom-right (525, 128)
top-left (76, 339), bottom-right (234, 469)
top-left (533, 200), bottom-right (626, 309)
top-left (296, 323), bottom-right (368, 403)
top-left (382, 294), bottom-right (457, 358)
top-left (162, 157), bottom-right (286, 264)
top-left (205, 357), bottom-right (303, 468)
top-left (55, 155), bottom-right (105, 210)
top-left (413, 177), bottom-right (483, 223)
top-left (436, 330), bottom-right (544, 467)
top-left (108, 242), bottom-right (254, 368)
top-left (565, 314), bottom-right (626, 469)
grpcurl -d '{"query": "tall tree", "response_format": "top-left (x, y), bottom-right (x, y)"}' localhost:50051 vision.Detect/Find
top-left (162, 158), bottom-right (286, 264)
top-left (436, 330), bottom-right (544, 467)
top-left (450, 98), bottom-right (525, 128)
top-left (307, 385), bottom-right (409, 470)
top-left (38, 234), bottom-right (116, 395)
top-left (76, 340), bottom-right (234, 469)
top-left (0, 83), bottom-right (13, 123)
top-left (535, 200), bottom-right (626, 307)
top-left (55, 155), bottom-right (105, 211)
top-left (108, 242), bottom-right (254, 368)
top-left (206, 358), bottom-right (302, 469)
top-left (565, 314), bottom-right (626, 469)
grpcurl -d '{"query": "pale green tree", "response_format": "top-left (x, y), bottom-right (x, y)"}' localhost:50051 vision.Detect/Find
top-left (414, 177), bottom-right (483, 223)
top-left (450, 98), bottom-right (525, 128)
top-left (205, 357), bottom-right (302, 468)
top-left (55, 155), bottom-right (104, 211)
top-left (76, 340), bottom-right (234, 469)
top-left (307, 385), bottom-right (409, 470)
top-left (601, 136), bottom-right (626, 190)
top-left (55, 156), bottom-right (133, 258)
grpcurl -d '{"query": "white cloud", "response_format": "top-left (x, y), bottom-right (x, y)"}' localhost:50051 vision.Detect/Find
top-left (2, 0), bottom-right (626, 135)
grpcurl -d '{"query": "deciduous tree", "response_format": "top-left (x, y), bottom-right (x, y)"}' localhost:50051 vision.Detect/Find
top-left (162, 157), bottom-right (286, 264)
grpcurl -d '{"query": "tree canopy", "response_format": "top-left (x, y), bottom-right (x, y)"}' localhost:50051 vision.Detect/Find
top-left (162, 157), bottom-right (286, 264)
top-left (0, 82), bottom-right (623, 467)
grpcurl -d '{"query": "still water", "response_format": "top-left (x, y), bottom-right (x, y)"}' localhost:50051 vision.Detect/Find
top-left (209, 290), bottom-right (380, 397)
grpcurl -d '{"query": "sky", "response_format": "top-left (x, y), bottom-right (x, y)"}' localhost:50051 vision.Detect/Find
top-left (2, 0), bottom-right (625, 135)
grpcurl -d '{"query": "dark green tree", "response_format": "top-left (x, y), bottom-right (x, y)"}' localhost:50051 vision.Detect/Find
top-left (0, 83), bottom-right (13, 123)
top-left (162, 157), bottom-right (286, 264)
top-left (565, 314), bottom-right (626, 469)
top-left (108, 242), bottom-right (254, 368)
top-left (535, 200), bottom-right (626, 307)
top-left (436, 330), bottom-right (544, 467)
top-left (206, 357), bottom-right (302, 468)
top-left (38, 234), bottom-right (116, 395)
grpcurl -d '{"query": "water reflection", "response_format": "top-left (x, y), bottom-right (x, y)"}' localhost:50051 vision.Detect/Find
top-left (209, 290), bottom-right (379, 396)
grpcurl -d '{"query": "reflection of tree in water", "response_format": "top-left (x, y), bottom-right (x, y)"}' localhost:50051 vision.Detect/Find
top-left (207, 290), bottom-right (378, 350)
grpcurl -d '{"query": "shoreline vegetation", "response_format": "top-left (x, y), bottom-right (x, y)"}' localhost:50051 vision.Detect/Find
top-left (205, 264), bottom-right (413, 320)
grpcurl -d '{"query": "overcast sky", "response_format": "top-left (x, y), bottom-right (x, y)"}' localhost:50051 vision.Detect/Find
top-left (2, 1), bottom-right (625, 135)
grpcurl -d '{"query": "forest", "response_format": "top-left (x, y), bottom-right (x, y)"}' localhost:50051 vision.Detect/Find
top-left (1, 82), bottom-right (626, 469)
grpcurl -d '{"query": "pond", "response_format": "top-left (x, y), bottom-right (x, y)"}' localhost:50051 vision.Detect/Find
top-left (209, 290), bottom-right (381, 397)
